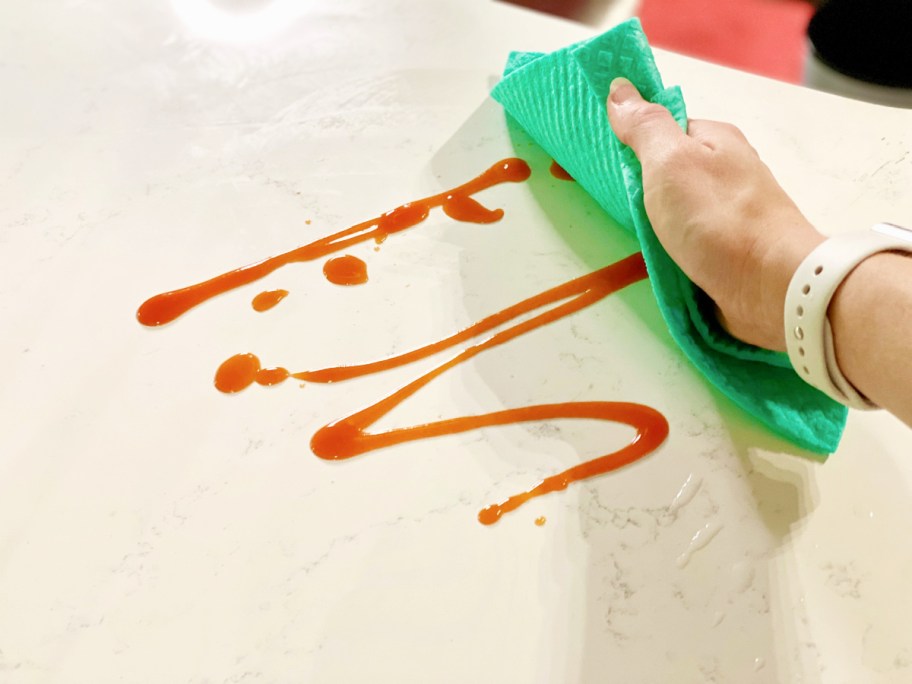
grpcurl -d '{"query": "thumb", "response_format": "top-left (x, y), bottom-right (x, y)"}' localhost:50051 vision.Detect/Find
top-left (607, 77), bottom-right (684, 161)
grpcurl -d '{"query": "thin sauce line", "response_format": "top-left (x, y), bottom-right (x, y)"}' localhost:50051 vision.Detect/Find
top-left (137, 159), bottom-right (530, 326)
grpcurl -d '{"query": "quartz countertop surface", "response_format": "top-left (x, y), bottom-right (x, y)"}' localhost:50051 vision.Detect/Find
top-left (1, 1), bottom-right (911, 682)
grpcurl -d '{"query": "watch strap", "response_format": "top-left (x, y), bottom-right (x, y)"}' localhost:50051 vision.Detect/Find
top-left (784, 223), bottom-right (912, 409)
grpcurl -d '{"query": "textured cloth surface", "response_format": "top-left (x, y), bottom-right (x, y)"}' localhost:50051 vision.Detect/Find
top-left (491, 18), bottom-right (847, 454)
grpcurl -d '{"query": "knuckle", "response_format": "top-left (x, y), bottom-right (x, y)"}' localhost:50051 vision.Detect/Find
top-left (718, 121), bottom-right (745, 138)
top-left (634, 102), bottom-right (671, 127)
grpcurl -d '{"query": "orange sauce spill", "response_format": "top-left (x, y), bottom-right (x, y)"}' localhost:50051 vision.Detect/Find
top-left (251, 289), bottom-right (288, 312)
top-left (549, 160), bottom-right (574, 181)
top-left (214, 353), bottom-right (291, 392)
top-left (137, 158), bottom-right (531, 326)
top-left (534, 516), bottom-right (546, 527)
top-left (146, 158), bottom-right (670, 525)
top-left (442, 194), bottom-right (503, 223)
top-left (214, 353), bottom-right (260, 393)
top-left (255, 366), bottom-right (291, 387)
top-left (323, 255), bottom-right (368, 285)
top-left (288, 253), bottom-right (647, 384)
top-left (214, 253), bottom-right (669, 524)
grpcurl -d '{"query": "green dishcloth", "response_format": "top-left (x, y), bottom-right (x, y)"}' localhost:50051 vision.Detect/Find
top-left (490, 18), bottom-right (847, 454)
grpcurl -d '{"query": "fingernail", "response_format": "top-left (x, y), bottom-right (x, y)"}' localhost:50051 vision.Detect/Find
top-left (609, 77), bottom-right (634, 104)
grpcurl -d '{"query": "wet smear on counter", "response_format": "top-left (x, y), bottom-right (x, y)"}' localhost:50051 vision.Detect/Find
top-left (139, 158), bottom-right (669, 524)
top-left (676, 521), bottom-right (723, 568)
top-left (667, 473), bottom-right (701, 515)
top-left (251, 289), bottom-right (288, 312)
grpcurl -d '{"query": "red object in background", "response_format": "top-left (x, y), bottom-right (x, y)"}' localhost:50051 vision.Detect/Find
top-left (639, 0), bottom-right (815, 83)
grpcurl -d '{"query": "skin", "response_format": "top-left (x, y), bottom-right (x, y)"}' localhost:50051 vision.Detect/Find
top-left (606, 77), bottom-right (912, 426)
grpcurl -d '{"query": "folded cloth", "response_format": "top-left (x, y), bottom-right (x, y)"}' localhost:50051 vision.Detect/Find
top-left (491, 18), bottom-right (847, 454)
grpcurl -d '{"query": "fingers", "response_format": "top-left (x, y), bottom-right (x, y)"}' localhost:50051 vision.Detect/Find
top-left (607, 79), bottom-right (753, 158)
top-left (607, 77), bottom-right (685, 161)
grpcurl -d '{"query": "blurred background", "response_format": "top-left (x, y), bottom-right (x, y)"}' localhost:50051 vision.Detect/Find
top-left (500, 0), bottom-right (911, 108)
top-left (502, 0), bottom-right (816, 82)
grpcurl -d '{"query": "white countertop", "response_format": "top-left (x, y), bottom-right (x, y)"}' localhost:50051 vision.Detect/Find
top-left (2, 1), bottom-right (911, 682)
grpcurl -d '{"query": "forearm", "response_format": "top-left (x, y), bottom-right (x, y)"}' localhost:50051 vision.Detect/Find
top-left (829, 251), bottom-right (912, 425)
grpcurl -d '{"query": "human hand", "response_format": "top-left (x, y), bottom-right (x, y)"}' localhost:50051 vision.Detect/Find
top-left (606, 77), bottom-right (825, 351)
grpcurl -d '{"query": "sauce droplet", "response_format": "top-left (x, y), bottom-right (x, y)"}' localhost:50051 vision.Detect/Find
top-left (215, 353), bottom-right (261, 393)
top-left (251, 289), bottom-right (289, 312)
top-left (323, 255), bottom-right (368, 286)
top-left (256, 366), bottom-right (291, 386)
top-left (549, 160), bottom-right (574, 181)
top-left (534, 516), bottom-right (546, 527)
top-left (442, 194), bottom-right (503, 223)
top-left (215, 353), bottom-right (292, 392)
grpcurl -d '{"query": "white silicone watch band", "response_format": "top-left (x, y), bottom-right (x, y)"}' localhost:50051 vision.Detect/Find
top-left (784, 223), bottom-right (912, 409)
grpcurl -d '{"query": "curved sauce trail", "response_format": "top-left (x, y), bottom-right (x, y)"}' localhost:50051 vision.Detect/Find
top-left (137, 159), bottom-right (530, 326)
top-left (214, 253), bottom-right (669, 524)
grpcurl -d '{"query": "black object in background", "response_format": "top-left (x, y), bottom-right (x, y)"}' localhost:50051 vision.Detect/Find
top-left (808, 0), bottom-right (912, 88)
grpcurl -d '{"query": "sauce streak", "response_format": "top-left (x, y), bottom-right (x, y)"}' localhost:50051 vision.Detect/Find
top-left (137, 158), bottom-right (531, 326)
top-left (214, 253), bottom-right (669, 524)
top-left (251, 289), bottom-right (288, 312)
top-left (144, 158), bottom-right (670, 525)
top-left (323, 255), bottom-right (368, 285)
top-left (549, 160), bottom-right (574, 181)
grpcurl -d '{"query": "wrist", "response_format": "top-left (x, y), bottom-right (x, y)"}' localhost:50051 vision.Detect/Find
top-left (829, 251), bottom-right (912, 405)
top-left (784, 224), bottom-right (912, 409)
top-left (743, 218), bottom-right (824, 352)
